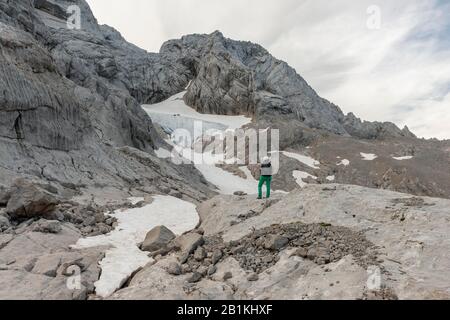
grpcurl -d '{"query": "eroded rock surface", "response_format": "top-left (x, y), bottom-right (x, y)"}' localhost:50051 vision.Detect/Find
top-left (112, 185), bottom-right (450, 300)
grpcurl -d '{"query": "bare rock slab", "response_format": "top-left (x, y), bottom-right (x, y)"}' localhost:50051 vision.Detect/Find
top-left (6, 179), bottom-right (60, 219)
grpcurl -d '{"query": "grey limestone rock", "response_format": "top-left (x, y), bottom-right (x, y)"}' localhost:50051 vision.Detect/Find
top-left (141, 226), bottom-right (176, 253)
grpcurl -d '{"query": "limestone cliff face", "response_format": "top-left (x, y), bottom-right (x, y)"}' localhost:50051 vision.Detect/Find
top-left (0, 0), bottom-right (157, 153)
top-left (0, 0), bottom-right (214, 199)
top-left (161, 31), bottom-right (415, 139)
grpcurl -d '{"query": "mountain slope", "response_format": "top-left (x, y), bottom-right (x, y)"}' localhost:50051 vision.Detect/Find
top-left (161, 31), bottom-right (415, 139)
top-left (0, 0), bottom-right (213, 201)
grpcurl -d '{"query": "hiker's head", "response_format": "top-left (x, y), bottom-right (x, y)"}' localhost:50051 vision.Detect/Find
top-left (262, 156), bottom-right (270, 164)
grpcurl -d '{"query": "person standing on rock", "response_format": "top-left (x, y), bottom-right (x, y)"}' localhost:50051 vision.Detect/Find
top-left (258, 156), bottom-right (272, 199)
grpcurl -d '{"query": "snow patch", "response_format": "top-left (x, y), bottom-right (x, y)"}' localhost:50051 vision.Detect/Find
top-left (326, 175), bottom-right (336, 182)
top-left (127, 197), bottom-right (144, 205)
top-left (154, 147), bottom-right (172, 159)
top-left (360, 153), bottom-right (378, 161)
top-left (73, 195), bottom-right (199, 298)
top-left (293, 171), bottom-right (317, 188)
top-left (142, 92), bottom-right (252, 131)
top-left (271, 151), bottom-right (320, 169)
top-left (195, 161), bottom-right (258, 195)
top-left (393, 156), bottom-right (414, 160)
top-left (337, 159), bottom-right (350, 166)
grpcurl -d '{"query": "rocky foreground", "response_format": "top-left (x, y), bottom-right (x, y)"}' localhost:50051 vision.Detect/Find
top-left (111, 184), bottom-right (450, 300)
top-left (1, 178), bottom-right (449, 300)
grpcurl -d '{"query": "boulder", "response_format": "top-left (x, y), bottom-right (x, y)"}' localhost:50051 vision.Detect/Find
top-left (187, 272), bottom-right (202, 283)
top-left (247, 273), bottom-right (259, 282)
top-left (194, 247), bottom-right (207, 261)
top-left (264, 235), bottom-right (289, 251)
top-left (166, 262), bottom-right (182, 276)
top-left (0, 215), bottom-right (10, 232)
top-left (0, 185), bottom-right (11, 206)
top-left (31, 220), bottom-right (62, 234)
top-left (6, 179), bottom-right (60, 220)
top-left (141, 226), bottom-right (176, 252)
top-left (174, 233), bottom-right (204, 254)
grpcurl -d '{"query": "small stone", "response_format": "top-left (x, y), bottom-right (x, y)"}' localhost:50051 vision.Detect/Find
top-left (6, 259), bottom-right (16, 266)
top-left (231, 246), bottom-right (245, 255)
top-left (94, 212), bottom-right (105, 223)
top-left (181, 264), bottom-right (191, 274)
top-left (31, 220), bottom-right (62, 234)
top-left (307, 248), bottom-right (318, 260)
top-left (197, 266), bottom-right (208, 276)
top-left (247, 273), bottom-right (259, 282)
top-left (293, 248), bottom-right (308, 258)
top-left (83, 216), bottom-right (96, 227)
top-left (207, 265), bottom-right (217, 276)
top-left (223, 272), bottom-right (233, 281)
top-left (211, 249), bottom-right (223, 265)
top-left (179, 252), bottom-right (190, 264)
top-left (264, 235), bottom-right (289, 251)
top-left (97, 223), bottom-right (110, 234)
top-left (321, 254), bottom-right (331, 263)
top-left (81, 226), bottom-right (94, 235)
top-left (188, 272), bottom-right (202, 283)
top-left (316, 258), bottom-right (326, 265)
top-left (0, 215), bottom-right (10, 232)
top-left (167, 262), bottom-right (182, 276)
top-left (194, 247), bottom-right (207, 261)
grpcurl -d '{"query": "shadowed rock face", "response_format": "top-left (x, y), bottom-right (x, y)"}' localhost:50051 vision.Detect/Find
top-left (0, 0), bottom-right (157, 152)
top-left (0, 0), bottom-right (216, 199)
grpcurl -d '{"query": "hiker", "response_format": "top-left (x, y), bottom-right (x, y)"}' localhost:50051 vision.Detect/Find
top-left (258, 156), bottom-right (272, 199)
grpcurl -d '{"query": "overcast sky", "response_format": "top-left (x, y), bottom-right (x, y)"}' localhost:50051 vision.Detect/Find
top-left (86, 0), bottom-right (450, 139)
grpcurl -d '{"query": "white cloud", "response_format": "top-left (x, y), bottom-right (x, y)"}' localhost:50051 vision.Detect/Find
top-left (86, 0), bottom-right (450, 139)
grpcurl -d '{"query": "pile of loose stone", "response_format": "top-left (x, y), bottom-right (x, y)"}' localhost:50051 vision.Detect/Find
top-left (144, 222), bottom-right (380, 284)
top-left (224, 222), bottom-right (378, 273)
top-left (0, 179), bottom-right (127, 237)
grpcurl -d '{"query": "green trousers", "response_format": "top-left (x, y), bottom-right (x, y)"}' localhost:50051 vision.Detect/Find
top-left (258, 176), bottom-right (272, 199)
